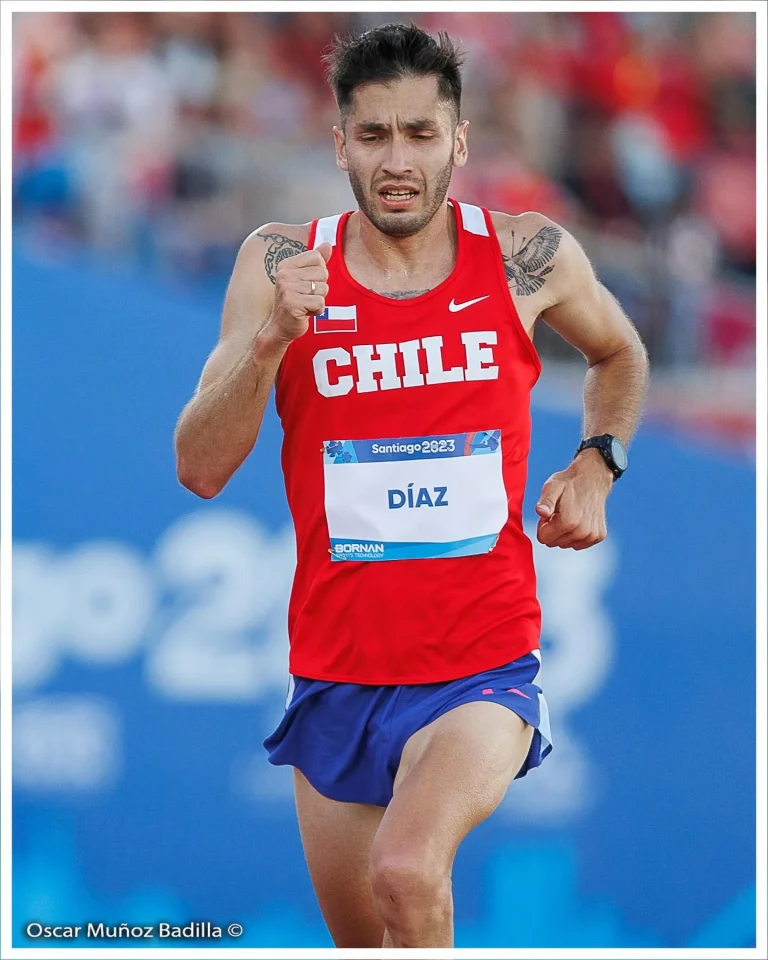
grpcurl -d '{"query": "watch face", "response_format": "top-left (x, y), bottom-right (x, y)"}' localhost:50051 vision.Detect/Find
top-left (610, 437), bottom-right (628, 471)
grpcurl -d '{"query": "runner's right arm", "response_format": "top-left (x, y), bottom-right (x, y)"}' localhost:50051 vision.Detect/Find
top-left (175, 224), bottom-right (331, 498)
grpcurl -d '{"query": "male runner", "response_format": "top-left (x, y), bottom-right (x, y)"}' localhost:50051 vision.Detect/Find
top-left (175, 23), bottom-right (648, 949)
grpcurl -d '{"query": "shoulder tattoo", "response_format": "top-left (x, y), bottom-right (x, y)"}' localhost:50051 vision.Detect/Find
top-left (503, 224), bottom-right (562, 296)
top-left (259, 232), bottom-right (308, 284)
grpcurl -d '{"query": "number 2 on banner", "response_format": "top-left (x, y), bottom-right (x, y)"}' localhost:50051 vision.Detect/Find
top-left (145, 511), bottom-right (295, 701)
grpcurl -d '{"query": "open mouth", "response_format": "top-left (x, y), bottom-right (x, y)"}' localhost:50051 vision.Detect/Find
top-left (379, 188), bottom-right (419, 209)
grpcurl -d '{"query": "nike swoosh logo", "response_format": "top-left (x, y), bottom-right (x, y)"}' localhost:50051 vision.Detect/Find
top-left (448, 295), bottom-right (489, 312)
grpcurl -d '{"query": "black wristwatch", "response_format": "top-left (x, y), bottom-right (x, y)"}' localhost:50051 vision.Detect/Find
top-left (575, 434), bottom-right (628, 480)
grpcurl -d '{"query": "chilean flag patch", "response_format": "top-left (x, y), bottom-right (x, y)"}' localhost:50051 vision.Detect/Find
top-left (314, 305), bottom-right (357, 334)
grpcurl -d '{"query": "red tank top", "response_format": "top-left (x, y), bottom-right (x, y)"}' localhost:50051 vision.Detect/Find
top-left (275, 199), bottom-right (542, 684)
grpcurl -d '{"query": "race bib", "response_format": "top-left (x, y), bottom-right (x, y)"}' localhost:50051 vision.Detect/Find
top-left (323, 431), bottom-right (508, 561)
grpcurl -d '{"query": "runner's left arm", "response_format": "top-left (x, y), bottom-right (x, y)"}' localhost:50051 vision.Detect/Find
top-left (532, 215), bottom-right (649, 549)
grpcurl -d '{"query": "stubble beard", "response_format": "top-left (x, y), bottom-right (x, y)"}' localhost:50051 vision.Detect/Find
top-left (348, 156), bottom-right (454, 238)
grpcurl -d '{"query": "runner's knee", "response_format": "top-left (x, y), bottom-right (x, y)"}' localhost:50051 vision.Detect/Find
top-left (369, 848), bottom-right (451, 932)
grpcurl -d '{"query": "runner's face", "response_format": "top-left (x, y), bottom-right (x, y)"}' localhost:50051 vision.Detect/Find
top-left (334, 76), bottom-right (468, 237)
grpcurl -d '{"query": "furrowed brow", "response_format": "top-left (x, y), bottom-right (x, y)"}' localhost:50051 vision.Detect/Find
top-left (354, 121), bottom-right (389, 134)
top-left (403, 118), bottom-right (439, 131)
top-left (353, 118), bottom-right (440, 134)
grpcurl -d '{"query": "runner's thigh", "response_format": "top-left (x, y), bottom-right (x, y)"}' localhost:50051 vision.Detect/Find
top-left (293, 768), bottom-right (386, 948)
top-left (373, 701), bottom-right (534, 872)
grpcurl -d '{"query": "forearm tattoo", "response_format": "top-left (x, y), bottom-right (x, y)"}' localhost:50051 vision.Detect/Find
top-left (259, 233), bottom-right (308, 284)
top-left (503, 225), bottom-right (562, 296)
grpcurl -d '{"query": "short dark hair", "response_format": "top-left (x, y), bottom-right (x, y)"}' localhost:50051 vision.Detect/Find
top-left (323, 22), bottom-right (464, 124)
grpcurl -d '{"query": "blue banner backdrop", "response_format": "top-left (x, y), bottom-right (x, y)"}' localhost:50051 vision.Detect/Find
top-left (12, 248), bottom-right (756, 948)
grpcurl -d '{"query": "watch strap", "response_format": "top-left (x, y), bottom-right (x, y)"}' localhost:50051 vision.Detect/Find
top-left (575, 435), bottom-right (624, 480)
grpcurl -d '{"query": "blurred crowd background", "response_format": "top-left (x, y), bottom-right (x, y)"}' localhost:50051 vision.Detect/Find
top-left (12, 9), bottom-right (756, 441)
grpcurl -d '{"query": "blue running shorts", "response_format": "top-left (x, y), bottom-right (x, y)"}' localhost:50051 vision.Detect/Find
top-left (263, 651), bottom-right (553, 807)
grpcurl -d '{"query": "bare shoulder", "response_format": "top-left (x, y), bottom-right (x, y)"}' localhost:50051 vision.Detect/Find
top-left (489, 210), bottom-right (564, 290)
top-left (218, 221), bottom-right (313, 341)
top-left (489, 209), bottom-right (562, 254)
top-left (239, 221), bottom-right (313, 284)
top-left (489, 209), bottom-right (592, 311)
top-left (490, 210), bottom-right (641, 363)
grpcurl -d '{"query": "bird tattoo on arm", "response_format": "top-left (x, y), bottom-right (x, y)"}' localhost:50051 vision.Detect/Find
top-left (503, 225), bottom-right (562, 296)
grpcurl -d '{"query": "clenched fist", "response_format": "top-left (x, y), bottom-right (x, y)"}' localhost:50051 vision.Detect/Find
top-left (267, 241), bottom-right (333, 345)
top-left (535, 449), bottom-right (613, 550)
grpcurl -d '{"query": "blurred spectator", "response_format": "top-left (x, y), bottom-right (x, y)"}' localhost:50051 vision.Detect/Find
top-left (154, 13), bottom-right (222, 117)
top-left (217, 15), bottom-right (280, 134)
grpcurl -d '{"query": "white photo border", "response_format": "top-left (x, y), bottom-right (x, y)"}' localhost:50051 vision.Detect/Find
top-left (1, 2), bottom-right (765, 958)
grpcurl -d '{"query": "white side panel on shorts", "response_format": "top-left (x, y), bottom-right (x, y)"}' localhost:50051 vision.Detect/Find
top-left (537, 689), bottom-right (553, 749)
top-left (285, 675), bottom-right (295, 708)
top-left (457, 201), bottom-right (490, 237)
top-left (313, 215), bottom-right (342, 248)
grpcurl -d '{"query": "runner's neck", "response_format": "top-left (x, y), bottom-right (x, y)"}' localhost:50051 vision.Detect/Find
top-left (345, 202), bottom-right (457, 285)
